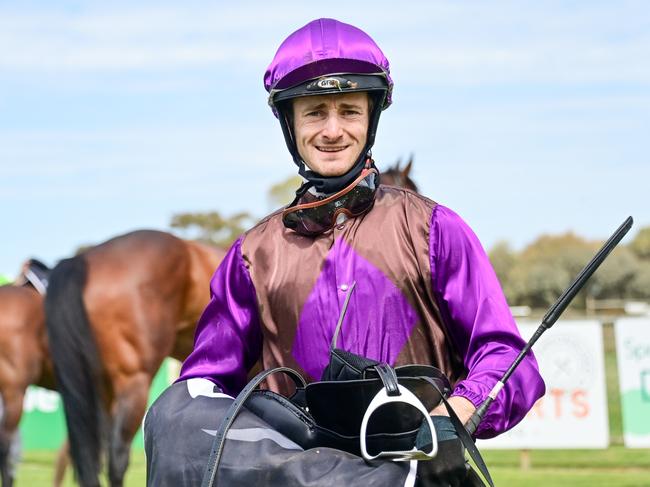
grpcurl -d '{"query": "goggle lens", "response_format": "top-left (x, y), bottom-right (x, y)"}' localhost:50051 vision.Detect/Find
top-left (282, 169), bottom-right (378, 236)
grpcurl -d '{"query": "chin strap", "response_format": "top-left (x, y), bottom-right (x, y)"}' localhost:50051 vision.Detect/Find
top-left (297, 155), bottom-right (377, 194)
top-left (298, 153), bottom-right (372, 194)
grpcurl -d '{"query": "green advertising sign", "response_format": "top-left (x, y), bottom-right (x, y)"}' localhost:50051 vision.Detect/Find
top-left (615, 317), bottom-right (650, 447)
top-left (19, 359), bottom-right (177, 450)
top-left (20, 387), bottom-right (67, 450)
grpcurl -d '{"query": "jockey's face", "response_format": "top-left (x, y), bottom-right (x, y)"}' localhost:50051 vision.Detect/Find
top-left (292, 92), bottom-right (369, 178)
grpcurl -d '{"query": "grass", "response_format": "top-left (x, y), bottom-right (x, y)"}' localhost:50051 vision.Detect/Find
top-left (16, 450), bottom-right (147, 486)
top-left (18, 447), bottom-right (650, 486)
top-left (15, 322), bottom-right (650, 485)
top-left (482, 446), bottom-right (650, 487)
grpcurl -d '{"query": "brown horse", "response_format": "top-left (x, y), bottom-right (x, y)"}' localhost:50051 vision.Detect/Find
top-left (381, 156), bottom-right (419, 192)
top-left (0, 278), bottom-right (55, 486)
top-left (44, 230), bottom-right (226, 487)
top-left (0, 260), bottom-right (77, 487)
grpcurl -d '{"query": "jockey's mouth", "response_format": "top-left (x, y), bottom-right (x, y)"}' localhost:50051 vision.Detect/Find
top-left (316, 145), bottom-right (350, 153)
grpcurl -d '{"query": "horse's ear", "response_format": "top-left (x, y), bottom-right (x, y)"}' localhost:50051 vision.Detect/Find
top-left (403, 155), bottom-right (414, 177)
top-left (393, 157), bottom-right (402, 171)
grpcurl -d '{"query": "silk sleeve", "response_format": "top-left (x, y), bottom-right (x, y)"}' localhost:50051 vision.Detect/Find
top-left (430, 204), bottom-right (545, 438)
top-left (178, 236), bottom-right (262, 396)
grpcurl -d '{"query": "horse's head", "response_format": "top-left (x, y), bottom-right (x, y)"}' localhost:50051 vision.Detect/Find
top-left (381, 156), bottom-right (418, 193)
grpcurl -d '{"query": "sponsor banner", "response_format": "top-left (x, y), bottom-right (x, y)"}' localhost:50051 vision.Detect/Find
top-left (615, 317), bottom-right (650, 448)
top-left (20, 387), bottom-right (66, 450)
top-left (478, 320), bottom-right (609, 449)
top-left (19, 358), bottom-right (178, 450)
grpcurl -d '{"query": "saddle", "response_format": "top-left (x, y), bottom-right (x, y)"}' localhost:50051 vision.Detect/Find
top-left (246, 357), bottom-right (450, 459)
top-left (200, 283), bottom-right (493, 487)
top-left (21, 258), bottom-right (51, 295)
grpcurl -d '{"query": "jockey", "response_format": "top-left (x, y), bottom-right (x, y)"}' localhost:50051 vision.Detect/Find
top-left (145, 18), bottom-right (545, 486)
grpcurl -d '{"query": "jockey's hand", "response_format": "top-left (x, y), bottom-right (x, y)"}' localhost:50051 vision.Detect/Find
top-left (429, 396), bottom-right (476, 424)
top-left (415, 415), bottom-right (469, 487)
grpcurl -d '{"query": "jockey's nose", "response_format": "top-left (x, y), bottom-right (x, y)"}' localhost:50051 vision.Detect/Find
top-left (321, 113), bottom-right (344, 141)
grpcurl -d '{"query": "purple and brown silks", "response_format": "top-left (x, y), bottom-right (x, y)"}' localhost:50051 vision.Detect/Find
top-left (179, 186), bottom-right (545, 439)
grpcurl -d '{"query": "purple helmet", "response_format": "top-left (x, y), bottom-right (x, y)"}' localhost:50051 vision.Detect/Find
top-left (264, 18), bottom-right (393, 193)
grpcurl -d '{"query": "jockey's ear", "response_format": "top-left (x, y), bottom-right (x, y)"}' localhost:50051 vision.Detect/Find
top-left (403, 156), bottom-right (413, 177)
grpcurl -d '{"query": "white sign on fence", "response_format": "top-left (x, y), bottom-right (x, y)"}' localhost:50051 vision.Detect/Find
top-left (615, 317), bottom-right (650, 448)
top-left (478, 320), bottom-right (609, 449)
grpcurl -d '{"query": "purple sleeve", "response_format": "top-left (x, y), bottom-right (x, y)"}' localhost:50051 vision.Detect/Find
top-left (178, 236), bottom-right (262, 396)
top-left (430, 205), bottom-right (545, 438)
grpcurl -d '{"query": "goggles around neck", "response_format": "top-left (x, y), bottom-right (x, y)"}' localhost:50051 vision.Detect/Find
top-left (282, 167), bottom-right (378, 236)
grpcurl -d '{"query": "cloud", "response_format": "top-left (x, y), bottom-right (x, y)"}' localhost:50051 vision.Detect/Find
top-left (2, 1), bottom-right (648, 86)
top-left (389, 1), bottom-right (650, 86)
top-left (394, 41), bottom-right (650, 85)
top-left (0, 5), bottom-right (275, 72)
top-left (0, 119), bottom-right (288, 216)
top-left (1, 1), bottom-right (648, 274)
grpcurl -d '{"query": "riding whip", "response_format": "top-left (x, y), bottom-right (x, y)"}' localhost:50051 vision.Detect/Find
top-left (466, 216), bottom-right (634, 435)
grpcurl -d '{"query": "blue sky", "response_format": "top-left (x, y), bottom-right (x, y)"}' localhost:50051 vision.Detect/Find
top-left (1, 1), bottom-right (648, 275)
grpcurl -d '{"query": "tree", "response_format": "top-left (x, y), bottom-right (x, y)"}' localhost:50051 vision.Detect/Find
top-left (170, 211), bottom-right (256, 248)
top-left (506, 233), bottom-right (595, 308)
top-left (510, 261), bottom-right (571, 309)
top-left (628, 261), bottom-right (650, 300)
top-left (488, 241), bottom-right (516, 292)
top-left (267, 175), bottom-right (303, 209)
top-left (589, 246), bottom-right (639, 299)
top-left (169, 175), bottom-right (302, 248)
top-left (630, 226), bottom-right (650, 260)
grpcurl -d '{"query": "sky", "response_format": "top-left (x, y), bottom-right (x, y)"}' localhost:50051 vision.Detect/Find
top-left (1, 0), bottom-right (649, 276)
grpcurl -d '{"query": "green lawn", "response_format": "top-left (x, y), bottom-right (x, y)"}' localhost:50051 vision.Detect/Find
top-left (15, 322), bottom-right (650, 485)
top-left (17, 447), bottom-right (650, 486)
top-left (16, 450), bottom-right (146, 486)
top-left (483, 446), bottom-right (650, 487)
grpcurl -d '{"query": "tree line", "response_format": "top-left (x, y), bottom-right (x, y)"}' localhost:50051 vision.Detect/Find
top-left (489, 227), bottom-right (650, 309)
